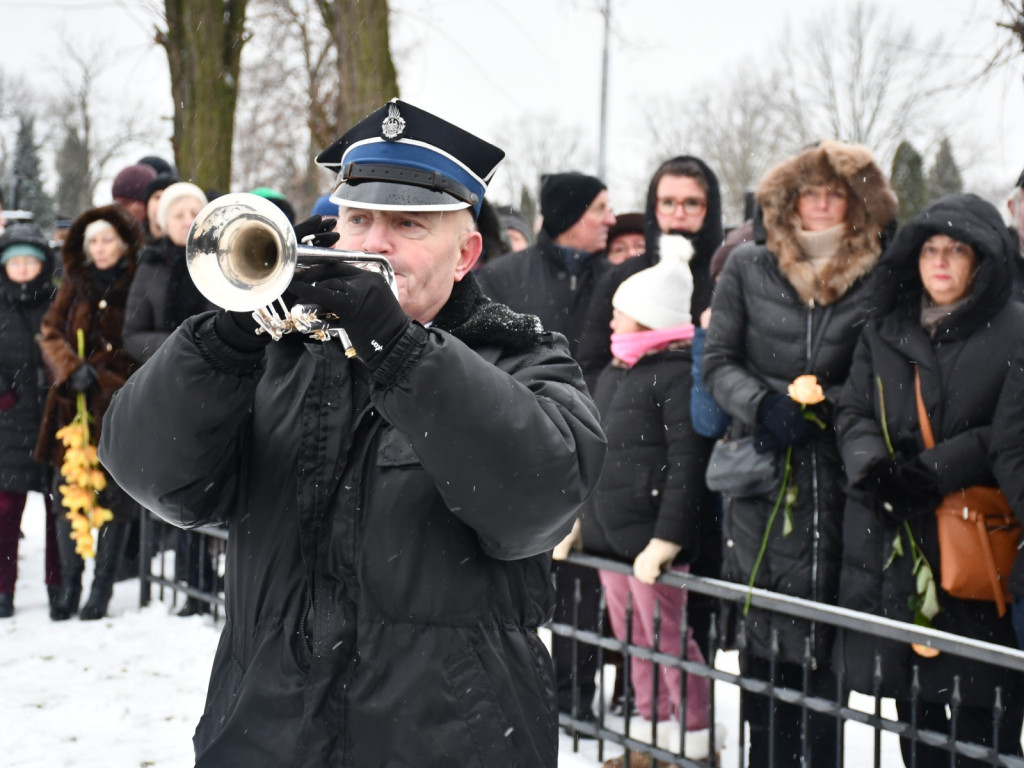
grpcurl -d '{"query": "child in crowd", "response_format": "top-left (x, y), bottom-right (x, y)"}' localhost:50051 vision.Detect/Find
top-left (584, 236), bottom-right (719, 763)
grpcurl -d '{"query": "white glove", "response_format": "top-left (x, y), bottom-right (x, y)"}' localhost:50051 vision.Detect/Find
top-left (552, 518), bottom-right (583, 561)
top-left (633, 538), bottom-right (683, 584)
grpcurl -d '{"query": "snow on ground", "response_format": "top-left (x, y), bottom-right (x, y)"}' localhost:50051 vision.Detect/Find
top-left (6, 493), bottom-right (908, 767)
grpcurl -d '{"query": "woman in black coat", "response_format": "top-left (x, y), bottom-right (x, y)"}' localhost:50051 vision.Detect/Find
top-left (703, 141), bottom-right (898, 767)
top-left (0, 224), bottom-right (58, 617)
top-left (836, 193), bottom-right (1024, 766)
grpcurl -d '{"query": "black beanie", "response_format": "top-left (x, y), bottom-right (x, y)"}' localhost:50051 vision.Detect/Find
top-left (540, 172), bottom-right (606, 238)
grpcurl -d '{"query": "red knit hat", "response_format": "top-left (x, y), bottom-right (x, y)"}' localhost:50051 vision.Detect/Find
top-left (112, 164), bottom-right (158, 203)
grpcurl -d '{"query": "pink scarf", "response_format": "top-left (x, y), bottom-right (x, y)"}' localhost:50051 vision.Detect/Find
top-left (610, 325), bottom-right (695, 368)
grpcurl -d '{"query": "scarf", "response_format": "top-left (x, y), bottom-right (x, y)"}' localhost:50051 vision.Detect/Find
top-left (610, 324), bottom-right (695, 368)
top-left (794, 223), bottom-right (845, 265)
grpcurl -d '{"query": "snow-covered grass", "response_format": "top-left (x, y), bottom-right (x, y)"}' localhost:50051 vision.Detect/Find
top-left (6, 492), bottom-right (911, 766)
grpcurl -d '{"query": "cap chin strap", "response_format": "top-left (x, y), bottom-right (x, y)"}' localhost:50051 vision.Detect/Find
top-left (343, 162), bottom-right (478, 207)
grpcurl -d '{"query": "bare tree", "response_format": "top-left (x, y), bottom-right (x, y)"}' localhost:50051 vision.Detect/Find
top-left (49, 41), bottom-right (160, 215)
top-left (490, 113), bottom-right (595, 224)
top-left (774, 2), bottom-right (951, 161)
top-left (645, 64), bottom-right (793, 224)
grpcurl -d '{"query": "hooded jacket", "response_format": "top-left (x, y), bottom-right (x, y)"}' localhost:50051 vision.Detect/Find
top-left (0, 225), bottom-right (55, 492)
top-left (98, 273), bottom-right (607, 767)
top-left (575, 156), bottom-right (724, 384)
top-left (703, 141), bottom-right (897, 665)
top-left (35, 206), bottom-right (141, 468)
top-left (836, 193), bottom-right (1024, 704)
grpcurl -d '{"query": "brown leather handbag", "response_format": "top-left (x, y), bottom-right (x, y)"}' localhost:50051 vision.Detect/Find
top-left (915, 367), bottom-right (1020, 616)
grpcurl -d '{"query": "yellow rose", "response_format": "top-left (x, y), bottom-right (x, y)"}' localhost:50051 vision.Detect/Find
top-left (788, 374), bottom-right (825, 406)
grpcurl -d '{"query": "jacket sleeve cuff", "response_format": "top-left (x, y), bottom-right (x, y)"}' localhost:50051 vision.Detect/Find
top-left (371, 322), bottom-right (428, 389)
top-left (194, 314), bottom-right (267, 376)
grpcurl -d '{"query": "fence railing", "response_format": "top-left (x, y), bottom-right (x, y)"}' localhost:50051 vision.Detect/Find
top-left (552, 552), bottom-right (1024, 768)
top-left (136, 513), bottom-right (1024, 767)
top-left (138, 510), bottom-right (226, 619)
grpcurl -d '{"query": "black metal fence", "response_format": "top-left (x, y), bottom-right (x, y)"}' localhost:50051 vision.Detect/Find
top-left (138, 510), bottom-right (226, 619)
top-left (552, 552), bottom-right (1024, 768)
top-left (135, 513), bottom-right (1024, 767)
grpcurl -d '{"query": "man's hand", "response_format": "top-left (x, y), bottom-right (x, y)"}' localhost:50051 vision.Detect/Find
top-left (633, 538), bottom-right (682, 585)
top-left (288, 263), bottom-right (409, 368)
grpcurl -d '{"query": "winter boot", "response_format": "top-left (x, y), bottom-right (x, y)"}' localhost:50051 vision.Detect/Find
top-left (0, 592), bottom-right (13, 618)
top-left (47, 584), bottom-right (60, 613)
top-left (52, 511), bottom-right (85, 621)
top-left (80, 522), bottom-right (128, 621)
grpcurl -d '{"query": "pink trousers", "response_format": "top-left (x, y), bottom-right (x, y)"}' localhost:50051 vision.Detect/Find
top-left (600, 567), bottom-right (710, 728)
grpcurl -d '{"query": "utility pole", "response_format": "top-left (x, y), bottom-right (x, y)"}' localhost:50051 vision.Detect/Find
top-left (597, 0), bottom-right (611, 179)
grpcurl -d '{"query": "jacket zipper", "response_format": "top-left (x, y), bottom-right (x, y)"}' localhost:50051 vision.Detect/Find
top-left (806, 300), bottom-right (820, 669)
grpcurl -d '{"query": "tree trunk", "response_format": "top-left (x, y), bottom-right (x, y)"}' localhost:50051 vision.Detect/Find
top-left (159, 0), bottom-right (249, 191)
top-left (315, 0), bottom-right (399, 149)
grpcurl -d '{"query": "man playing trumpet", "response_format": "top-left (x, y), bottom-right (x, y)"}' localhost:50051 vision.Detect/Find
top-left (99, 99), bottom-right (606, 767)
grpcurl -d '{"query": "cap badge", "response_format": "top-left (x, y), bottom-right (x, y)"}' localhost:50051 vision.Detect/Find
top-left (381, 102), bottom-right (406, 141)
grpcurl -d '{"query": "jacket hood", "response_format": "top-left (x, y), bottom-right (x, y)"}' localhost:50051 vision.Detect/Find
top-left (642, 155), bottom-right (724, 267)
top-left (757, 141), bottom-right (898, 306)
top-left (877, 193), bottom-right (1014, 337)
top-left (62, 205), bottom-right (142, 280)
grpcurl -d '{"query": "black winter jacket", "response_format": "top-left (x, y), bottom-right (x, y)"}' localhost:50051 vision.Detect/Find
top-left (0, 234), bottom-right (55, 492)
top-left (99, 275), bottom-right (606, 767)
top-left (475, 229), bottom-right (610, 357)
top-left (837, 193), bottom-right (1024, 705)
top-left (123, 237), bottom-right (214, 363)
top-left (583, 347), bottom-right (714, 564)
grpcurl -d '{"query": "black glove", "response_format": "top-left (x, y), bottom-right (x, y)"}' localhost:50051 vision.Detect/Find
top-left (68, 364), bottom-right (99, 393)
top-left (214, 309), bottom-right (273, 352)
top-left (754, 392), bottom-right (818, 453)
top-left (287, 262), bottom-right (409, 368)
top-left (863, 457), bottom-right (942, 521)
top-left (0, 389), bottom-right (16, 412)
top-left (293, 215), bottom-right (340, 249)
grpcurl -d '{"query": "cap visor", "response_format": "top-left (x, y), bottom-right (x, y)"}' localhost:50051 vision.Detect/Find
top-left (329, 181), bottom-right (470, 213)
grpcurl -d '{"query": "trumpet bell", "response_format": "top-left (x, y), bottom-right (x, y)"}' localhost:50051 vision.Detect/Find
top-left (186, 192), bottom-right (297, 312)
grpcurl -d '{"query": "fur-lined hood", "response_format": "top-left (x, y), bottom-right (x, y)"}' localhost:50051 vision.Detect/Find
top-left (757, 141), bottom-right (898, 306)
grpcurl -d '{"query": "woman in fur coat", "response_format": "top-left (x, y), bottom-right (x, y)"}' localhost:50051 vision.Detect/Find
top-left (36, 205), bottom-right (142, 621)
top-left (703, 141), bottom-right (897, 767)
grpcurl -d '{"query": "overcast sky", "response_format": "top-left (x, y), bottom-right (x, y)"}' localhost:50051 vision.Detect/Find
top-left (0, 0), bottom-right (1020, 210)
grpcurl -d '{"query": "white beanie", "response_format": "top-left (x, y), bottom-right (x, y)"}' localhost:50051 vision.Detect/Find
top-left (612, 234), bottom-right (694, 329)
top-left (156, 182), bottom-right (208, 231)
top-left (82, 218), bottom-right (116, 247)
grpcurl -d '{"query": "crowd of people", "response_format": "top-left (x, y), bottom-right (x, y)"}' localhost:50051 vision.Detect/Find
top-left (2, 99), bottom-right (1024, 767)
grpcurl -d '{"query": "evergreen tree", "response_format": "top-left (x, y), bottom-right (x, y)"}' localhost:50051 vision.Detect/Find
top-left (12, 116), bottom-right (54, 229)
top-left (55, 126), bottom-right (92, 219)
top-left (927, 137), bottom-right (963, 201)
top-left (890, 140), bottom-right (927, 224)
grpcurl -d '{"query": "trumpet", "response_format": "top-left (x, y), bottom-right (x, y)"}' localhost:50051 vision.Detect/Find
top-left (186, 192), bottom-right (397, 356)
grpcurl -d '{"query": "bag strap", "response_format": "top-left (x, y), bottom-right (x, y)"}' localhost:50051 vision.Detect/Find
top-left (913, 365), bottom-right (936, 450)
top-left (972, 512), bottom-right (1009, 617)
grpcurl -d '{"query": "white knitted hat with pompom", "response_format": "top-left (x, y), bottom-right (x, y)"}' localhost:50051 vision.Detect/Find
top-left (611, 234), bottom-right (694, 329)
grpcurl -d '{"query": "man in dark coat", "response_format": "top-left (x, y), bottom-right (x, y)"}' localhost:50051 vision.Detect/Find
top-left (99, 99), bottom-right (606, 768)
top-left (476, 171), bottom-right (615, 357)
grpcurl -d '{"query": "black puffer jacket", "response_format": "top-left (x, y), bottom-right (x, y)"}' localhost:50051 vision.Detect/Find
top-left (583, 347), bottom-right (714, 564)
top-left (575, 156), bottom-right (723, 383)
top-left (703, 142), bottom-right (897, 666)
top-left (99, 275), bottom-right (606, 767)
top-left (0, 225), bottom-right (55, 492)
top-left (837, 193), bottom-right (1024, 705)
top-left (123, 237), bottom-right (214, 363)
top-left (475, 229), bottom-right (610, 357)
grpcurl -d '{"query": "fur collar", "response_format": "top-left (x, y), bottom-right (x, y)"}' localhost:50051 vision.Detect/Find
top-left (432, 272), bottom-right (546, 351)
top-left (757, 141), bottom-right (897, 306)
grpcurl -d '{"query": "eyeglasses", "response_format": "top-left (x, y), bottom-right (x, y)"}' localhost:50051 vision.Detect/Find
top-left (657, 196), bottom-right (707, 215)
